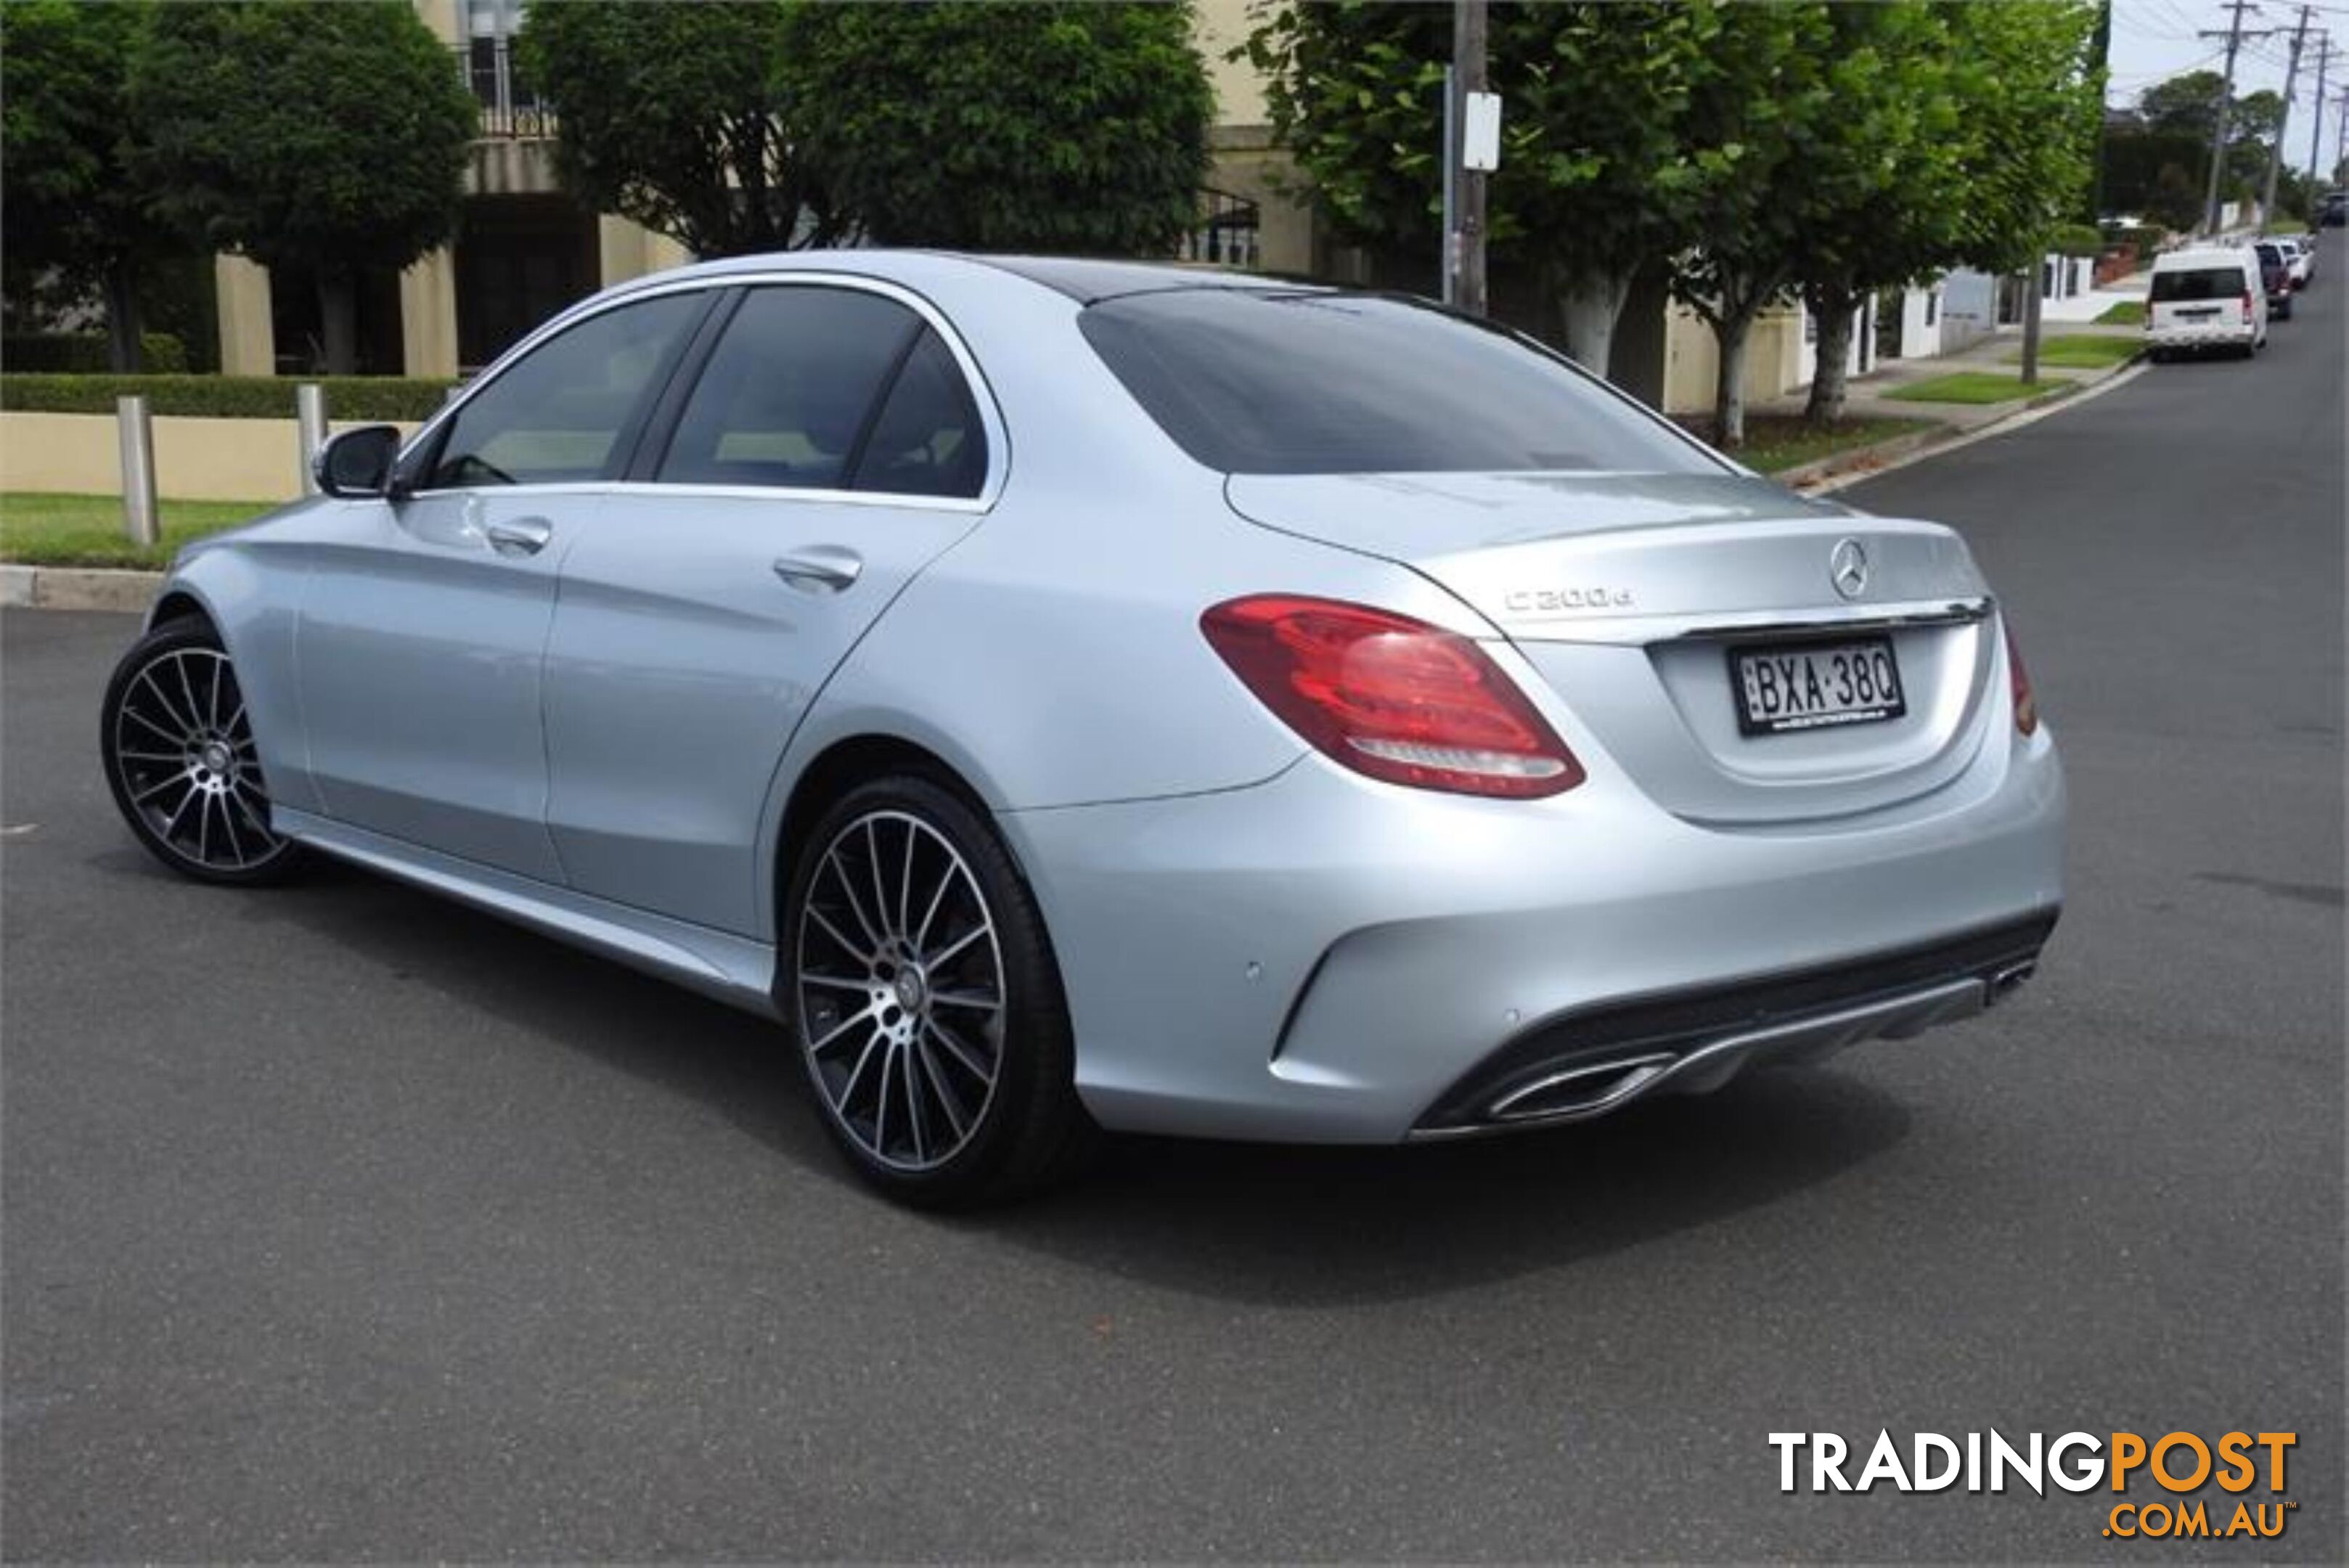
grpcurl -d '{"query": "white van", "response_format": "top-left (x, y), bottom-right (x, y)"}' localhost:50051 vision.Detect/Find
top-left (2145, 246), bottom-right (2267, 360)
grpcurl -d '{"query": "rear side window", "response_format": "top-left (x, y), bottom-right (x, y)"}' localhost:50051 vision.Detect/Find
top-left (851, 329), bottom-right (988, 499)
top-left (1078, 289), bottom-right (1720, 476)
top-left (658, 287), bottom-right (920, 490)
top-left (2152, 267), bottom-right (2248, 302)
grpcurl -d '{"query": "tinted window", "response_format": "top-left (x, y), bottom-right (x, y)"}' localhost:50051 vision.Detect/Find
top-left (849, 329), bottom-right (988, 499)
top-left (2151, 266), bottom-right (2247, 302)
top-left (1079, 290), bottom-right (1719, 476)
top-left (428, 293), bottom-right (702, 489)
top-left (658, 287), bottom-right (918, 489)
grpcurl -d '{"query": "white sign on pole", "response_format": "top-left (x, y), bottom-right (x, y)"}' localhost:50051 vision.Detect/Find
top-left (1463, 91), bottom-right (1502, 173)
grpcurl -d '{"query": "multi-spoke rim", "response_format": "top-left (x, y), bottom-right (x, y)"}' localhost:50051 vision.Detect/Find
top-left (110, 646), bottom-right (285, 873)
top-left (794, 809), bottom-right (1005, 1172)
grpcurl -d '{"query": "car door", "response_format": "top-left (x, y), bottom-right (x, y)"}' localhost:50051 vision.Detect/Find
top-left (540, 279), bottom-right (1001, 936)
top-left (297, 287), bottom-right (710, 880)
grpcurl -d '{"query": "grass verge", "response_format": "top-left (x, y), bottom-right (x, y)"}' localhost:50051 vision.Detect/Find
top-left (2002, 334), bottom-right (2143, 369)
top-left (0, 492), bottom-right (275, 569)
top-left (2094, 299), bottom-right (2146, 326)
top-left (1886, 371), bottom-right (2075, 406)
top-left (1733, 415), bottom-right (1939, 473)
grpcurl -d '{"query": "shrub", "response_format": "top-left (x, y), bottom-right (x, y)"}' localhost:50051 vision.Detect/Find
top-left (2, 332), bottom-right (189, 373)
top-left (0, 372), bottom-right (456, 421)
top-left (2051, 222), bottom-right (2106, 258)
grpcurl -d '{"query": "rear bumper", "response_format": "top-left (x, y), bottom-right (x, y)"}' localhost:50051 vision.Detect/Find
top-left (1409, 912), bottom-right (2054, 1137)
top-left (2147, 321), bottom-right (2258, 347)
top-left (1002, 701), bottom-right (2065, 1145)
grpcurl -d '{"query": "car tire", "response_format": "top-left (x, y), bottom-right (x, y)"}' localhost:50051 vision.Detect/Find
top-left (782, 774), bottom-right (1096, 1207)
top-left (99, 618), bottom-right (304, 886)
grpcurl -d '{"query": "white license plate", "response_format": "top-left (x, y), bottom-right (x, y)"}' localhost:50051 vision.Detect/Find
top-left (1730, 637), bottom-right (1906, 735)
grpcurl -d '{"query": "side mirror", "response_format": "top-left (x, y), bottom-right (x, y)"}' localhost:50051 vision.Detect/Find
top-left (314, 425), bottom-right (404, 499)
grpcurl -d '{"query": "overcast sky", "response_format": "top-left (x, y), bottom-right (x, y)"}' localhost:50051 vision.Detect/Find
top-left (2109, 0), bottom-right (2348, 118)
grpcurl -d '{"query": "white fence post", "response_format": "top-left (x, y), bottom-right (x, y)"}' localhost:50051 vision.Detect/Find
top-left (295, 382), bottom-right (329, 494)
top-left (117, 396), bottom-right (159, 547)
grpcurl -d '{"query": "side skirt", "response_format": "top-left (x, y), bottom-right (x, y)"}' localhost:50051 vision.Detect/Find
top-left (274, 807), bottom-right (783, 1020)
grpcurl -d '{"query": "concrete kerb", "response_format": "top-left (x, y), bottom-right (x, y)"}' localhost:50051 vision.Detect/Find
top-left (0, 565), bottom-right (163, 615)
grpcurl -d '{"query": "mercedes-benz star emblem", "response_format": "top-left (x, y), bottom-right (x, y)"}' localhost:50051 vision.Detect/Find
top-left (1829, 537), bottom-right (1869, 600)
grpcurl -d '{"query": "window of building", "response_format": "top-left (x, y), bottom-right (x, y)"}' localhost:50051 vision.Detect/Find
top-left (1180, 190), bottom-right (1262, 271)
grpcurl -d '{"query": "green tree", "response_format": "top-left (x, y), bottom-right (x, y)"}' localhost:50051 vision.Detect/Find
top-left (1245, 1), bottom-right (1733, 375)
top-left (1785, 4), bottom-right (1969, 426)
top-left (0, 0), bottom-right (181, 369)
top-left (521, 1), bottom-right (1213, 258)
top-left (1945, 0), bottom-right (2100, 385)
top-left (2138, 70), bottom-right (2226, 141)
top-left (133, 0), bottom-right (475, 374)
top-left (1669, 2), bottom-right (1837, 447)
top-left (800, 1), bottom-right (1212, 251)
top-left (516, 0), bottom-right (849, 256)
top-left (1946, 0), bottom-right (2101, 273)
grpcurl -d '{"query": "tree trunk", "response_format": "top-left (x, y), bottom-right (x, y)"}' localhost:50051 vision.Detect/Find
top-left (102, 260), bottom-right (144, 374)
top-left (1710, 306), bottom-right (1756, 450)
top-left (1556, 269), bottom-right (1633, 380)
top-left (1803, 282), bottom-right (1859, 427)
top-left (317, 271), bottom-right (359, 376)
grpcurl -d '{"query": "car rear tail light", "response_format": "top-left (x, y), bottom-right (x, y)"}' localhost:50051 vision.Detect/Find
top-left (2003, 621), bottom-right (2038, 736)
top-left (2241, 290), bottom-right (2255, 322)
top-left (1201, 595), bottom-right (1584, 799)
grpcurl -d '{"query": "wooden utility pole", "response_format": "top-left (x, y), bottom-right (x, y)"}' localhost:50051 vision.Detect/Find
top-left (2309, 37), bottom-right (2337, 189)
top-left (1453, 0), bottom-right (1488, 317)
top-left (2201, 0), bottom-right (2273, 234)
top-left (2263, 7), bottom-right (2312, 228)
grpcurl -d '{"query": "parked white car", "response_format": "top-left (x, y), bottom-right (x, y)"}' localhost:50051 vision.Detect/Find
top-left (2273, 235), bottom-right (2313, 287)
top-left (2145, 246), bottom-right (2267, 361)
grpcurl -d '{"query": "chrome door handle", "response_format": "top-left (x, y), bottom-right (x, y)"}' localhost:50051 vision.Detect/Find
top-left (484, 516), bottom-right (555, 558)
top-left (772, 546), bottom-right (863, 593)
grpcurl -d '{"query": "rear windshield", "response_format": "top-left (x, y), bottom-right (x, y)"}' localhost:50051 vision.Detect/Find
top-left (1077, 288), bottom-right (1722, 476)
top-left (2152, 267), bottom-right (2247, 302)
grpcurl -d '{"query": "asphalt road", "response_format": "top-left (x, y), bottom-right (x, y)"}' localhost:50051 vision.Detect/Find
top-left (4, 246), bottom-right (2341, 1562)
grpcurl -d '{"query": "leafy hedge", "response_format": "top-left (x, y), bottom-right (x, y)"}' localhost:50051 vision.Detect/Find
top-left (0, 373), bottom-right (457, 421)
top-left (4, 333), bottom-right (191, 374)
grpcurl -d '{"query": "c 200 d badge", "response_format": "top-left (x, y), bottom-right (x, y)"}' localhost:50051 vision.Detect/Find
top-left (1503, 585), bottom-right (1636, 613)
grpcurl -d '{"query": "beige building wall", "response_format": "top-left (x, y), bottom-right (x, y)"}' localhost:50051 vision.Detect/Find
top-left (414, 0), bottom-right (462, 46)
top-left (214, 256), bottom-right (277, 377)
top-left (598, 216), bottom-right (695, 290)
top-left (400, 249), bottom-right (461, 378)
top-left (1193, 0), bottom-right (1270, 127)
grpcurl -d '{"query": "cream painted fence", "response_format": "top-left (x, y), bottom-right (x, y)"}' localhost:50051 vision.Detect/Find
top-left (1, 411), bottom-right (422, 502)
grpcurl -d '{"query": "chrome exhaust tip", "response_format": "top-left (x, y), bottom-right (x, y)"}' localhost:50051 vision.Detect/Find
top-left (1987, 960), bottom-right (2036, 1003)
top-left (1485, 1053), bottom-right (1678, 1124)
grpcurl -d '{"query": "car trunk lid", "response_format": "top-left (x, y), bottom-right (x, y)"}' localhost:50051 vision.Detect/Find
top-left (1224, 470), bottom-right (2001, 824)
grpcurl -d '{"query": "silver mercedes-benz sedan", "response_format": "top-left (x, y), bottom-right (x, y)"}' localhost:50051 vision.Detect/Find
top-left (102, 252), bottom-right (2064, 1205)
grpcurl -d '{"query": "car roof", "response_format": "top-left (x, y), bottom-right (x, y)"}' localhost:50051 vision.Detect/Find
top-left (2155, 247), bottom-right (2254, 267)
top-left (601, 248), bottom-right (1311, 307)
top-left (957, 255), bottom-right (1312, 303)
